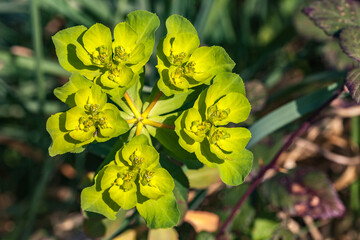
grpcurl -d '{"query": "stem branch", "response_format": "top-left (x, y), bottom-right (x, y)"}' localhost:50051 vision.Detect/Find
top-left (135, 121), bottom-right (144, 135)
top-left (127, 118), bottom-right (138, 124)
top-left (216, 88), bottom-right (343, 239)
top-left (124, 92), bottom-right (141, 119)
top-left (142, 91), bottom-right (163, 118)
top-left (142, 119), bottom-right (175, 130)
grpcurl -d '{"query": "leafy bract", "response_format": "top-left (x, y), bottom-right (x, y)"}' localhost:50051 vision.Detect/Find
top-left (136, 193), bottom-right (180, 229)
top-left (54, 73), bottom-right (93, 108)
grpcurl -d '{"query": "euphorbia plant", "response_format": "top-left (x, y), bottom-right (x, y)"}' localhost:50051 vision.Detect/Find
top-left (47, 10), bottom-right (253, 228)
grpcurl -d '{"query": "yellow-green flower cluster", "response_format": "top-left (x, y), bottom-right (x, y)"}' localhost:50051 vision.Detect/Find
top-left (81, 135), bottom-right (179, 228)
top-left (156, 15), bottom-right (235, 96)
top-left (47, 74), bottom-right (129, 156)
top-left (175, 73), bottom-right (253, 185)
top-left (52, 10), bottom-right (159, 93)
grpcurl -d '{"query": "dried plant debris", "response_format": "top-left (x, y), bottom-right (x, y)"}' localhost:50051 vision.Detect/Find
top-left (261, 168), bottom-right (345, 219)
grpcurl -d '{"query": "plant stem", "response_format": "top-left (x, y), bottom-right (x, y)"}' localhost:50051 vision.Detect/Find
top-left (142, 118), bottom-right (175, 130)
top-left (126, 118), bottom-right (138, 124)
top-left (135, 121), bottom-right (144, 135)
top-left (216, 87), bottom-right (343, 239)
top-left (124, 92), bottom-right (141, 119)
top-left (30, 0), bottom-right (45, 114)
top-left (142, 91), bottom-right (163, 118)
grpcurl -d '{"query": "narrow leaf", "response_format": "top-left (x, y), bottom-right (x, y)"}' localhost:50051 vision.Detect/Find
top-left (248, 83), bottom-right (341, 148)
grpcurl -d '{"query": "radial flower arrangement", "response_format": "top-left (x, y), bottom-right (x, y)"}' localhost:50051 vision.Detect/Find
top-left (47, 10), bottom-right (253, 228)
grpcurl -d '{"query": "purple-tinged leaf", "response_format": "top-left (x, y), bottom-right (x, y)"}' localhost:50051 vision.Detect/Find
top-left (340, 27), bottom-right (360, 62)
top-left (346, 68), bottom-right (360, 103)
top-left (304, 0), bottom-right (360, 36)
top-left (261, 168), bottom-right (345, 219)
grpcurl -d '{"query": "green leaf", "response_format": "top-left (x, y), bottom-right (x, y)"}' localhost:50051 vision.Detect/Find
top-left (47, 112), bottom-right (88, 156)
top-left (83, 210), bottom-right (126, 239)
top-left (166, 14), bottom-right (198, 35)
top-left (52, 25), bottom-right (99, 78)
top-left (54, 73), bottom-right (93, 107)
top-left (81, 185), bottom-right (120, 220)
top-left (204, 72), bottom-right (246, 107)
top-left (82, 23), bottom-right (112, 58)
top-left (210, 127), bottom-right (251, 156)
top-left (136, 193), bottom-right (180, 228)
top-left (340, 26), bottom-right (360, 62)
top-left (125, 10), bottom-right (160, 72)
top-left (216, 149), bottom-right (253, 186)
top-left (185, 165), bottom-right (220, 189)
top-left (304, 0), bottom-right (360, 35)
top-left (160, 154), bottom-right (189, 219)
top-left (248, 82), bottom-right (341, 148)
top-left (108, 183), bottom-right (138, 210)
top-left (206, 46), bottom-right (235, 75)
top-left (251, 218), bottom-right (279, 240)
top-left (346, 68), bottom-right (360, 103)
top-left (139, 168), bottom-right (175, 199)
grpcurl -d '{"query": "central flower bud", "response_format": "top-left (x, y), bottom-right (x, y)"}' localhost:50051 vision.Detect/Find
top-left (114, 46), bottom-right (130, 62)
top-left (209, 128), bottom-right (230, 145)
top-left (129, 149), bottom-right (144, 167)
top-left (190, 120), bottom-right (211, 136)
top-left (185, 61), bottom-right (196, 74)
top-left (169, 51), bottom-right (186, 66)
top-left (84, 104), bottom-right (100, 114)
top-left (120, 172), bottom-right (135, 191)
top-left (91, 45), bottom-right (108, 65)
top-left (108, 65), bottom-right (122, 81)
top-left (141, 170), bottom-right (154, 186)
top-left (77, 104), bottom-right (110, 133)
top-left (207, 105), bottom-right (230, 123)
top-left (170, 67), bottom-right (185, 85)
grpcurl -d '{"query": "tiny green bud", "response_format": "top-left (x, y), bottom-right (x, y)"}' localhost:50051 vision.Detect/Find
top-left (207, 105), bottom-right (230, 123)
top-left (209, 128), bottom-right (230, 145)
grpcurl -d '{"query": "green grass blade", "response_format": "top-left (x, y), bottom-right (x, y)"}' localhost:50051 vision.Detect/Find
top-left (31, 0), bottom-right (45, 114)
top-left (248, 82), bottom-right (341, 148)
top-left (0, 51), bottom-right (69, 77)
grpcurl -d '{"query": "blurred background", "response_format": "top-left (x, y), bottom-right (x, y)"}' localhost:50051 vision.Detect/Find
top-left (0, 0), bottom-right (359, 239)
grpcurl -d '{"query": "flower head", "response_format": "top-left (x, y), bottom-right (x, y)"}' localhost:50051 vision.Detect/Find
top-left (175, 73), bottom-right (253, 185)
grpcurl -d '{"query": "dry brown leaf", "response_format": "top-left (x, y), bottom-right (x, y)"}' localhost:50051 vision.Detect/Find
top-left (184, 210), bottom-right (219, 233)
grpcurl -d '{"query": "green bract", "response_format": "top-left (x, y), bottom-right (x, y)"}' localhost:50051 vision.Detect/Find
top-left (81, 135), bottom-right (180, 228)
top-left (52, 10), bottom-right (159, 93)
top-left (47, 74), bottom-right (129, 156)
top-left (156, 15), bottom-right (235, 96)
top-left (175, 73), bottom-right (253, 185)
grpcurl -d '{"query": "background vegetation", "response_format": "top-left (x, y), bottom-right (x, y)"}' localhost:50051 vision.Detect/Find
top-left (0, 0), bottom-right (358, 239)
